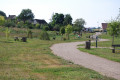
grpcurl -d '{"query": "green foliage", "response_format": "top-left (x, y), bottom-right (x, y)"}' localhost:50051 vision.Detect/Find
top-left (4, 20), bottom-right (16, 27)
top-left (60, 27), bottom-right (65, 35)
top-left (40, 31), bottom-right (50, 40)
top-left (107, 20), bottom-right (120, 44)
top-left (65, 24), bottom-right (73, 40)
top-left (43, 25), bottom-right (49, 31)
top-left (17, 21), bottom-right (24, 28)
top-left (50, 13), bottom-right (73, 31)
top-left (0, 16), bottom-right (5, 26)
top-left (27, 29), bottom-right (33, 38)
top-left (73, 18), bottom-right (86, 33)
top-left (18, 9), bottom-right (34, 23)
top-left (4, 27), bottom-right (11, 39)
top-left (63, 14), bottom-right (72, 25)
top-left (107, 20), bottom-right (120, 36)
top-left (52, 13), bottom-right (64, 25)
top-left (0, 10), bottom-right (6, 18)
top-left (53, 24), bottom-right (60, 31)
top-left (35, 23), bottom-right (40, 29)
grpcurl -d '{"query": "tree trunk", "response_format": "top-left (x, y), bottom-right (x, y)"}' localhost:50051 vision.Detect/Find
top-left (68, 34), bottom-right (69, 40)
top-left (61, 34), bottom-right (63, 40)
top-left (112, 35), bottom-right (114, 45)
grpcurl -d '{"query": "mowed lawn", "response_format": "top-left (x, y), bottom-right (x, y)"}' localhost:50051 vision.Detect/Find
top-left (0, 28), bottom-right (115, 80)
top-left (79, 33), bottom-right (120, 63)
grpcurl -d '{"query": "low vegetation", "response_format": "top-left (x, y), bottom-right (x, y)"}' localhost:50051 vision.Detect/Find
top-left (79, 33), bottom-right (120, 63)
top-left (0, 27), bottom-right (115, 80)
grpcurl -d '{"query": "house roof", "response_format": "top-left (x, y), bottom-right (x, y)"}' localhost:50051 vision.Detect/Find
top-left (102, 23), bottom-right (108, 30)
top-left (8, 15), bottom-right (16, 19)
top-left (35, 19), bottom-right (47, 24)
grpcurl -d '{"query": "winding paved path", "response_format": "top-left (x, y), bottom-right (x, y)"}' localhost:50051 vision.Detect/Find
top-left (50, 37), bottom-right (120, 80)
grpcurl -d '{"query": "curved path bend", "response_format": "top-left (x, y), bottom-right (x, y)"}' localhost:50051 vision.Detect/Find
top-left (50, 39), bottom-right (120, 80)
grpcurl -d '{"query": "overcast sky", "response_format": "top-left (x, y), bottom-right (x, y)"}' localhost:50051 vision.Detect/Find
top-left (0, 0), bottom-right (120, 27)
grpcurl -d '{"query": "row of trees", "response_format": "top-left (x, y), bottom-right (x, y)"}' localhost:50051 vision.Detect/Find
top-left (0, 9), bottom-right (86, 33)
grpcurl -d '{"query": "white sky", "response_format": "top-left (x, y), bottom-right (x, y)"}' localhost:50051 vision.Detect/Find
top-left (0, 0), bottom-right (120, 27)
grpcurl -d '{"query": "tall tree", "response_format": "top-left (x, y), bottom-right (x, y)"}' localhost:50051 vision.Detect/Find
top-left (0, 10), bottom-right (6, 18)
top-left (63, 14), bottom-right (72, 25)
top-left (107, 20), bottom-right (120, 45)
top-left (18, 9), bottom-right (34, 23)
top-left (52, 13), bottom-right (64, 25)
top-left (74, 18), bottom-right (86, 34)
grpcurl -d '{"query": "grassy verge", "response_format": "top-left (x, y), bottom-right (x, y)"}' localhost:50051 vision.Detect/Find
top-left (0, 27), bottom-right (115, 80)
top-left (79, 48), bottom-right (120, 62)
top-left (78, 33), bottom-right (120, 63)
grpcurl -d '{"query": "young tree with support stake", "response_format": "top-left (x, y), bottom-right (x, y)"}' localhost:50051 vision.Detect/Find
top-left (107, 20), bottom-right (120, 45)
top-left (65, 24), bottom-right (73, 40)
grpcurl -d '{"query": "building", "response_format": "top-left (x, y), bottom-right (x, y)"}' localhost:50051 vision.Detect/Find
top-left (7, 15), bottom-right (16, 20)
top-left (33, 19), bottom-right (47, 25)
top-left (102, 23), bottom-right (108, 32)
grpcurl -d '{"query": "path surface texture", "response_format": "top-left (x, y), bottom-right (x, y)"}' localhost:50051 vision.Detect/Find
top-left (50, 33), bottom-right (120, 80)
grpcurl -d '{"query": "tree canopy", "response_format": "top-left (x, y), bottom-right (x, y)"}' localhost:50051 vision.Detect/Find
top-left (65, 24), bottom-right (73, 40)
top-left (0, 16), bottom-right (5, 26)
top-left (73, 18), bottom-right (86, 32)
top-left (50, 13), bottom-right (73, 31)
top-left (18, 9), bottom-right (34, 23)
top-left (0, 10), bottom-right (6, 18)
top-left (63, 14), bottom-right (72, 25)
top-left (107, 20), bottom-right (120, 45)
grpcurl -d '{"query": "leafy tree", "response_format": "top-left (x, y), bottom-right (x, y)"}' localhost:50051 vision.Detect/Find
top-left (18, 9), bottom-right (34, 23)
top-left (50, 13), bottom-right (64, 30)
top-left (107, 20), bottom-right (120, 45)
top-left (63, 14), bottom-right (72, 25)
top-left (73, 18), bottom-right (86, 34)
top-left (0, 10), bottom-right (6, 18)
top-left (65, 24), bottom-right (73, 40)
top-left (60, 27), bottom-right (65, 40)
top-left (52, 13), bottom-right (64, 25)
top-left (0, 16), bottom-right (5, 26)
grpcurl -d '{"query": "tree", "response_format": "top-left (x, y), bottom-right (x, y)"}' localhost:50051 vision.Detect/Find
top-left (73, 18), bottom-right (86, 34)
top-left (0, 10), bottom-right (6, 18)
top-left (107, 20), bottom-right (120, 45)
top-left (63, 14), bottom-right (72, 25)
top-left (65, 24), bottom-right (73, 40)
top-left (0, 16), bottom-right (5, 26)
top-left (18, 9), bottom-right (34, 23)
top-left (60, 27), bottom-right (65, 40)
top-left (52, 13), bottom-right (64, 25)
top-left (50, 13), bottom-right (64, 30)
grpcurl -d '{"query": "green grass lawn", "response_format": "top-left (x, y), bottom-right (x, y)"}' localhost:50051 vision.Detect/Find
top-left (0, 28), bottom-right (115, 80)
top-left (79, 33), bottom-right (120, 63)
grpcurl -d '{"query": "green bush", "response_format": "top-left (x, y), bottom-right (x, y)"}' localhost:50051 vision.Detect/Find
top-left (43, 25), bottom-right (49, 31)
top-left (40, 31), bottom-right (50, 40)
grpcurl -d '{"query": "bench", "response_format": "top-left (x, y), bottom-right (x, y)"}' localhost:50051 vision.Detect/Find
top-left (112, 44), bottom-right (120, 53)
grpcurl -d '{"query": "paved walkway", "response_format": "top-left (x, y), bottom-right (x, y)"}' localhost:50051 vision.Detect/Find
top-left (50, 39), bottom-right (120, 80)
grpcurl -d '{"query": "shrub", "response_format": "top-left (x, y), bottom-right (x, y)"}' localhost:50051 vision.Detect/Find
top-left (35, 23), bottom-right (40, 29)
top-left (43, 25), bottom-right (49, 31)
top-left (27, 29), bottom-right (32, 38)
top-left (40, 31), bottom-right (50, 40)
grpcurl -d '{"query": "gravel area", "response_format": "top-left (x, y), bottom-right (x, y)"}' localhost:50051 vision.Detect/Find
top-left (50, 33), bottom-right (120, 80)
